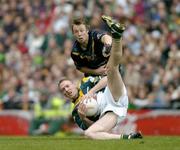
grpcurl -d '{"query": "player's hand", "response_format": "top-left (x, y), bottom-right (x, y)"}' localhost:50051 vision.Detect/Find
top-left (102, 34), bottom-right (112, 46)
top-left (78, 102), bottom-right (87, 119)
top-left (80, 91), bottom-right (95, 101)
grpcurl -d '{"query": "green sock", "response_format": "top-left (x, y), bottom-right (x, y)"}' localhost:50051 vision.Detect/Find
top-left (120, 134), bottom-right (129, 139)
top-left (112, 33), bottom-right (122, 39)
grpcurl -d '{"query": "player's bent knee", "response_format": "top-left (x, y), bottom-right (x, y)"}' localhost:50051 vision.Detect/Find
top-left (84, 130), bottom-right (95, 139)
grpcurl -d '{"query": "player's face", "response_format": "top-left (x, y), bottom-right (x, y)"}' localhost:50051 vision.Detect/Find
top-left (72, 24), bottom-right (88, 44)
top-left (59, 80), bottom-right (78, 100)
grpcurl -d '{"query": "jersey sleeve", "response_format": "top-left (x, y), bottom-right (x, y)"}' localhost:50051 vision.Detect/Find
top-left (72, 106), bottom-right (88, 130)
top-left (91, 30), bottom-right (106, 41)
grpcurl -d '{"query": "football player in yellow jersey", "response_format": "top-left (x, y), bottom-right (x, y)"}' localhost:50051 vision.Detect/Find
top-left (58, 76), bottom-right (105, 130)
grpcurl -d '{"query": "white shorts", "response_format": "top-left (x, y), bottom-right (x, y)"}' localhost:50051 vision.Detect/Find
top-left (97, 86), bottom-right (128, 123)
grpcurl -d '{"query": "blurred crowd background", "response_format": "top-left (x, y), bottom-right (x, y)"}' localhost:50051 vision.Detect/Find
top-left (0, 0), bottom-right (179, 113)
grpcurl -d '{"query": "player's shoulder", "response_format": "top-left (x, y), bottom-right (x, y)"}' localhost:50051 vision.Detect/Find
top-left (72, 41), bottom-right (79, 49)
top-left (89, 29), bottom-right (105, 35)
top-left (72, 41), bottom-right (80, 53)
top-left (89, 29), bottom-right (106, 40)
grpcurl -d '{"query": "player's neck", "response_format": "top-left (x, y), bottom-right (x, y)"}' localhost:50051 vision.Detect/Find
top-left (80, 37), bottom-right (88, 50)
top-left (72, 89), bottom-right (79, 103)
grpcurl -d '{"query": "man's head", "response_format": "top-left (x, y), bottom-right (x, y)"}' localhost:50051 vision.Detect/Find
top-left (58, 77), bottom-right (79, 102)
top-left (71, 17), bottom-right (89, 44)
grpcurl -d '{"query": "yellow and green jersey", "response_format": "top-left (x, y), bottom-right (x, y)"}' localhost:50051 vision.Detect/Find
top-left (72, 76), bottom-right (104, 130)
top-left (73, 76), bottom-right (103, 106)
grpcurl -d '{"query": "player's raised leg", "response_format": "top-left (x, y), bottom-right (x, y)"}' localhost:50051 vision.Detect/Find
top-left (83, 16), bottom-right (143, 140)
top-left (102, 15), bottom-right (126, 101)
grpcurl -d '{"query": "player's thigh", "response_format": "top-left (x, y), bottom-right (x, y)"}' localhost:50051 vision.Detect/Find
top-left (87, 112), bottom-right (118, 132)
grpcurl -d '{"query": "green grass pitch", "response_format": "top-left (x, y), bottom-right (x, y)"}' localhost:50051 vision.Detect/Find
top-left (0, 135), bottom-right (179, 150)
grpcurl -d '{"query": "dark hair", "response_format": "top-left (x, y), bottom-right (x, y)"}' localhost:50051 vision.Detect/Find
top-left (71, 17), bottom-right (89, 32)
